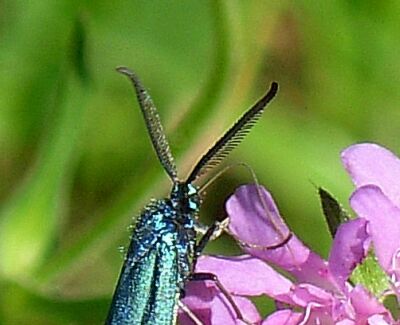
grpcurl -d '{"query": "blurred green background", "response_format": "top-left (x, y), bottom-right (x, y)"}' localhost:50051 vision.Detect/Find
top-left (1, 1), bottom-right (400, 323)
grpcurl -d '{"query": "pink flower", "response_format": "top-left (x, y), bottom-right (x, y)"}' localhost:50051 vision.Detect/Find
top-left (342, 143), bottom-right (400, 301)
top-left (179, 184), bottom-right (394, 324)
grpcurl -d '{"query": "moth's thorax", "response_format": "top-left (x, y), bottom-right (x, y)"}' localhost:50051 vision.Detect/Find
top-left (169, 182), bottom-right (201, 216)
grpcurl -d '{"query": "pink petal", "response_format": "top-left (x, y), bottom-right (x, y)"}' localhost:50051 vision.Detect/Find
top-left (265, 308), bottom-right (336, 325)
top-left (342, 143), bottom-right (400, 207)
top-left (328, 218), bottom-right (369, 289)
top-left (302, 309), bottom-right (335, 325)
top-left (195, 255), bottom-right (293, 300)
top-left (350, 185), bottom-right (400, 273)
top-left (335, 318), bottom-right (356, 325)
top-left (179, 280), bottom-right (261, 325)
top-left (194, 255), bottom-right (340, 314)
top-left (210, 295), bottom-right (260, 325)
top-left (349, 285), bottom-right (392, 322)
top-left (284, 250), bottom-right (339, 293)
top-left (262, 310), bottom-right (303, 325)
top-left (290, 283), bottom-right (334, 308)
top-left (367, 314), bottom-right (393, 325)
top-left (226, 184), bottom-right (290, 248)
top-left (336, 320), bottom-right (355, 325)
top-left (227, 185), bottom-right (339, 292)
top-left (281, 284), bottom-right (343, 324)
top-left (178, 281), bottom-right (215, 324)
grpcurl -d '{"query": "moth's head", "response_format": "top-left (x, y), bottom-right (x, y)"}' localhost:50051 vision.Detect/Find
top-left (170, 182), bottom-right (201, 213)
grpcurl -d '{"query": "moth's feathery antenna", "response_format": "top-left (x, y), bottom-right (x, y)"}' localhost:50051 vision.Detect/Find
top-left (186, 82), bottom-right (278, 184)
top-left (117, 67), bottom-right (178, 182)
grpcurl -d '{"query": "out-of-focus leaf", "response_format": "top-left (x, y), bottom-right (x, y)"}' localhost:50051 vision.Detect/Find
top-left (0, 16), bottom-right (91, 277)
top-left (0, 279), bottom-right (107, 325)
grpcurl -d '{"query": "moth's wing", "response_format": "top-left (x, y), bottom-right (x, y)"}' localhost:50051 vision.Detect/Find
top-left (106, 234), bottom-right (181, 325)
top-left (142, 239), bottom-right (182, 324)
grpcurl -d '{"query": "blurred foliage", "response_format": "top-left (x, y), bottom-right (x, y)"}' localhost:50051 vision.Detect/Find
top-left (1, 0), bottom-right (400, 323)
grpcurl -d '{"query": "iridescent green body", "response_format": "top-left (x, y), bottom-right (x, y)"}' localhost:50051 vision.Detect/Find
top-left (105, 67), bottom-right (278, 324)
top-left (106, 183), bottom-right (199, 324)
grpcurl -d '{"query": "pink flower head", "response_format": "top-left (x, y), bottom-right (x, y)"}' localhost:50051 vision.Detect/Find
top-left (179, 183), bottom-right (394, 324)
top-left (342, 143), bottom-right (400, 300)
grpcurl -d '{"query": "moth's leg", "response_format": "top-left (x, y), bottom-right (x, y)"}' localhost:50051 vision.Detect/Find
top-left (194, 216), bottom-right (229, 238)
top-left (190, 218), bottom-right (230, 277)
top-left (189, 223), bottom-right (255, 325)
top-left (190, 272), bottom-right (253, 325)
top-left (194, 218), bottom-right (229, 253)
top-left (178, 223), bottom-right (223, 307)
top-left (178, 300), bottom-right (203, 325)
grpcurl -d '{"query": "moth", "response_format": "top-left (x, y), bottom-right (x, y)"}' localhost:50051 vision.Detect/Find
top-left (105, 67), bottom-right (278, 324)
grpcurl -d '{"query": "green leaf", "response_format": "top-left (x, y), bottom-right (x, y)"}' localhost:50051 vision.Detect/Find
top-left (351, 251), bottom-right (390, 299)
